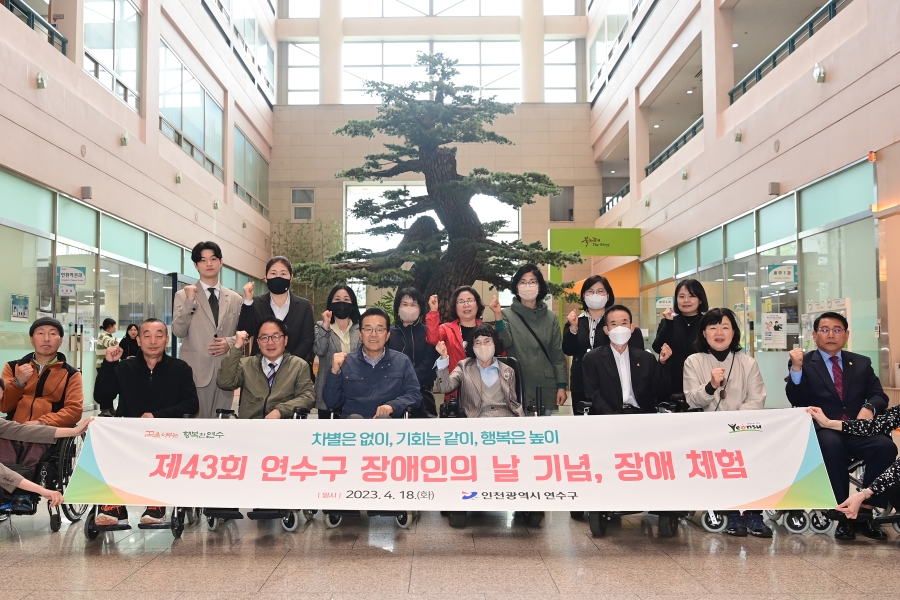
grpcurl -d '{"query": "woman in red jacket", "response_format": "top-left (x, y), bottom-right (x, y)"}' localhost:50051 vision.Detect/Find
top-left (426, 286), bottom-right (485, 374)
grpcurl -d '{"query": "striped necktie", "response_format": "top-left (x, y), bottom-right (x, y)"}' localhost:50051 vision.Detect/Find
top-left (267, 362), bottom-right (277, 387)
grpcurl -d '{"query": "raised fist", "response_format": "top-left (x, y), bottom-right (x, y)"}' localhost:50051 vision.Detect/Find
top-left (663, 307), bottom-right (674, 321)
top-left (15, 363), bottom-right (34, 384)
top-left (435, 341), bottom-right (448, 359)
top-left (183, 284), bottom-right (198, 301)
top-left (567, 309), bottom-right (579, 330)
top-left (710, 367), bottom-right (726, 389)
top-left (243, 281), bottom-right (255, 301)
top-left (331, 352), bottom-right (348, 374)
top-left (234, 331), bottom-right (249, 349)
top-left (789, 347), bottom-right (804, 372)
top-left (659, 343), bottom-right (673, 363)
top-left (489, 295), bottom-right (503, 319)
top-left (428, 295), bottom-right (439, 312)
top-left (104, 346), bottom-right (123, 363)
top-left (321, 310), bottom-right (333, 331)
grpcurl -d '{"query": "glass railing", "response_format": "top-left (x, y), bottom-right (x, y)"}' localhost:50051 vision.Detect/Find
top-left (4, 0), bottom-right (68, 55)
top-left (600, 181), bottom-right (630, 216)
top-left (729, 0), bottom-right (852, 104)
top-left (645, 116), bottom-right (703, 176)
top-left (589, 0), bottom-right (660, 105)
top-left (83, 50), bottom-right (141, 113)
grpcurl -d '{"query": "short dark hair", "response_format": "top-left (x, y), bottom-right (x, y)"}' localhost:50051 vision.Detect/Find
top-left (464, 324), bottom-right (502, 360)
top-left (140, 318), bottom-right (169, 336)
top-left (394, 287), bottom-right (426, 325)
top-left (511, 264), bottom-right (548, 304)
top-left (191, 241), bottom-right (223, 264)
top-left (674, 278), bottom-right (709, 314)
top-left (265, 256), bottom-right (293, 277)
top-left (258, 316), bottom-right (288, 336)
top-left (604, 304), bottom-right (633, 324)
top-left (813, 311), bottom-right (848, 331)
top-left (695, 308), bottom-right (742, 353)
top-left (449, 286), bottom-right (485, 321)
top-left (102, 318), bottom-right (117, 330)
top-left (580, 275), bottom-right (615, 311)
top-left (360, 307), bottom-right (390, 330)
top-left (326, 284), bottom-right (362, 324)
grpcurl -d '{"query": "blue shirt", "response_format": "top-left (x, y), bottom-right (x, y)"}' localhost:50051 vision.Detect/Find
top-left (435, 356), bottom-right (500, 387)
top-left (789, 349), bottom-right (842, 385)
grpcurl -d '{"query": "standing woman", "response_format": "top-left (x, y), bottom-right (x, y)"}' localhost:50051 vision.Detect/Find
top-left (683, 308), bottom-right (769, 538)
top-left (562, 275), bottom-right (644, 415)
top-left (389, 288), bottom-right (439, 417)
top-left (492, 264), bottom-right (568, 414)
top-left (425, 286), bottom-right (485, 374)
top-left (238, 256), bottom-right (315, 364)
top-left (119, 324), bottom-right (141, 359)
top-left (652, 278), bottom-right (708, 399)
top-left (314, 284), bottom-right (361, 419)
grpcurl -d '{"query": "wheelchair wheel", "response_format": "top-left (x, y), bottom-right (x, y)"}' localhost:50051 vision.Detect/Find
top-left (207, 516), bottom-right (220, 532)
top-left (184, 507), bottom-right (197, 525)
top-left (282, 511), bottom-right (300, 532)
top-left (764, 509), bottom-right (782, 521)
top-left (324, 513), bottom-right (342, 528)
top-left (701, 511), bottom-right (728, 533)
top-left (892, 521), bottom-right (900, 535)
top-left (50, 513), bottom-right (61, 532)
top-left (172, 509), bottom-right (185, 538)
top-left (58, 435), bottom-right (88, 522)
top-left (84, 510), bottom-right (100, 541)
top-left (570, 511), bottom-right (584, 520)
top-left (658, 514), bottom-right (680, 537)
top-left (395, 511), bottom-right (413, 529)
top-left (809, 510), bottom-right (834, 534)
top-left (589, 512), bottom-right (608, 537)
top-left (524, 511), bottom-right (544, 527)
top-left (448, 512), bottom-right (467, 528)
top-left (783, 510), bottom-right (810, 534)
top-left (302, 509), bottom-right (318, 521)
top-left (0, 514), bottom-right (7, 523)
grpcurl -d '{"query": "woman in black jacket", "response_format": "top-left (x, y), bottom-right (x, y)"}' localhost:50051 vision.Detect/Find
top-left (118, 323), bottom-right (141, 359)
top-left (562, 275), bottom-right (644, 415)
top-left (651, 278), bottom-right (708, 399)
top-left (388, 287), bottom-right (439, 418)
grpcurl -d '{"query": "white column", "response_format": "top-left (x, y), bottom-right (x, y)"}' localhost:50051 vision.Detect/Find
top-left (701, 0), bottom-right (734, 141)
top-left (520, 0), bottom-right (544, 103)
top-left (319, 0), bottom-right (342, 104)
top-left (628, 90), bottom-right (649, 199)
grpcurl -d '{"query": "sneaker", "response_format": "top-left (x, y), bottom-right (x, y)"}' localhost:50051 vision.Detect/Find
top-left (11, 495), bottom-right (33, 513)
top-left (724, 513), bottom-right (747, 537)
top-left (96, 505), bottom-right (128, 526)
top-left (98, 409), bottom-right (115, 418)
top-left (140, 506), bottom-right (166, 524)
top-left (744, 512), bottom-right (773, 538)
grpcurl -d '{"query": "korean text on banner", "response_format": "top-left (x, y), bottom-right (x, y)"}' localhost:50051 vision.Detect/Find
top-left (65, 409), bottom-right (834, 511)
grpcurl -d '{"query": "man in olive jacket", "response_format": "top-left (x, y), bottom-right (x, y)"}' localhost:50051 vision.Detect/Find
top-left (216, 317), bottom-right (315, 419)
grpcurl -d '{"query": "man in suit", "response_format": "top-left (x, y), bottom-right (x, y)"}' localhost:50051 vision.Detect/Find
top-left (582, 305), bottom-right (672, 415)
top-left (786, 311), bottom-right (896, 540)
top-left (172, 241), bottom-right (242, 419)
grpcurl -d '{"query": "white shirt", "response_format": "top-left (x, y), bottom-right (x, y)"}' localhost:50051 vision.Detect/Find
top-left (261, 354), bottom-right (284, 375)
top-left (270, 296), bottom-right (290, 321)
top-left (612, 346), bottom-right (639, 408)
top-left (199, 280), bottom-right (220, 301)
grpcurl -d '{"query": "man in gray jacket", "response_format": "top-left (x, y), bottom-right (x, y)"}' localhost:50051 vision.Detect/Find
top-left (217, 317), bottom-right (315, 419)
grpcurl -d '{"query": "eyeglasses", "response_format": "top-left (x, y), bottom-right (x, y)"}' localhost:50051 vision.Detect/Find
top-left (456, 299), bottom-right (475, 306)
top-left (584, 290), bottom-right (607, 297)
top-left (816, 327), bottom-right (845, 335)
top-left (472, 339), bottom-right (494, 347)
top-left (676, 294), bottom-right (696, 301)
top-left (518, 281), bottom-right (539, 288)
top-left (258, 334), bottom-right (285, 343)
top-left (361, 327), bottom-right (388, 335)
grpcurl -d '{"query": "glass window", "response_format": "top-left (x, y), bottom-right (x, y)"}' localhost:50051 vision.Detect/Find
top-left (83, 0), bottom-right (141, 110)
top-left (220, 266), bottom-right (237, 290)
top-left (343, 0), bottom-right (517, 16)
top-left (149, 235), bottom-right (183, 274)
top-left (754, 242), bottom-right (798, 408)
top-left (640, 258), bottom-right (656, 287)
top-left (288, 43), bottom-right (320, 105)
top-left (724, 256), bottom-right (757, 354)
top-left (234, 127), bottom-right (246, 188)
top-left (289, 0), bottom-right (319, 17)
top-left (695, 264), bottom-right (724, 311)
top-left (544, 0), bottom-right (575, 15)
top-left (799, 161), bottom-right (875, 232)
top-left (205, 95), bottom-right (224, 165)
top-left (234, 126), bottom-right (270, 217)
top-left (183, 249), bottom-right (200, 279)
top-left (58, 197), bottom-right (98, 247)
top-left (181, 70), bottom-right (205, 149)
top-left (657, 250), bottom-right (674, 280)
top-left (100, 214), bottom-right (146, 263)
top-left (698, 228), bottom-right (723, 267)
top-left (725, 213), bottom-right (755, 257)
top-left (758, 194), bottom-right (796, 246)
top-left (115, 0), bottom-right (141, 91)
top-left (99, 257), bottom-right (147, 341)
top-left (0, 170), bottom-right (54, 234)
top-left (84, 0), bottom-right (114, 68)
top-left (675, 241), bottom-right (696, 275)
top-left (56, 242), bottom-right (99, 399)
top-left (544, 40), bottom-right (577, 102)
top-left (159, 42), bottom-right (182, 128)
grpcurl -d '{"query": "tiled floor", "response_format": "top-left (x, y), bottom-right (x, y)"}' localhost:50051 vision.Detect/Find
top-left (0, 507), bottom-right (898, 600)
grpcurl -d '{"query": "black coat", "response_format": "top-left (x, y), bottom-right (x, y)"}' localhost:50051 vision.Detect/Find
top-left (785, 350), bottom-right (888, 420)
top-left (237, 292), bottom-right (315, 364)
top-left (95, 353), bottom-right (199, 418)
top-left (582, 345), bottom-right (667, 415)
top-left (388, 323), bottom-right (439, 388)
top-left (652, 315), bottom-right (702, 397)
top-left (562, 312), bottom-right (644, 403)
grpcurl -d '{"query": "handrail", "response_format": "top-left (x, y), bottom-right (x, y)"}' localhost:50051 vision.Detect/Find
top-left (600, 182), bottom-right (630, 216)
top-left (590, 0), bottom-right (659, 106)
top-left (644, 116), bottom-right (703, 177)
top-left (84, 49), bottom-right (141, 113)
top-left (3, 0), bottom-right (68, 55)
top-left (729, 0), bottom-right (851, 104)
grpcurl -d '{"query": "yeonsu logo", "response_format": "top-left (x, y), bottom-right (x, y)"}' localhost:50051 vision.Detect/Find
top-left (728, 422), bottom-right (762, 433)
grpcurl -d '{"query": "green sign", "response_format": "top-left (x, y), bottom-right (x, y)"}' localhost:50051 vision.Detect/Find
top-left (548, 228), bottom-right (641, 256)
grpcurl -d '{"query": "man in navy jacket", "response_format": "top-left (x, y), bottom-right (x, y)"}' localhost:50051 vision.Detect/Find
top-left (324, 308), bottom-right (422, 418)
top-left (786, 311), bottom-right (895, 540)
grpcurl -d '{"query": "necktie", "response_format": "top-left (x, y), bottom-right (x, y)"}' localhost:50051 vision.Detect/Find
top-left (208, 288), bottom-right (219, 327)
top-left (267, 363), bottom-right (277, 387)
top-left (830, 355), bottom-right (846, 420)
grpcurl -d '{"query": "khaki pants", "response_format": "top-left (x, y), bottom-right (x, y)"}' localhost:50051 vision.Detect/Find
top-left (196, 382), bottom-right (235, 419)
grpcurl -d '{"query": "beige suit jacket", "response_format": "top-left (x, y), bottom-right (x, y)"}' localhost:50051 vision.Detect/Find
top-left (436, 358), bottom-right (524, 418)
top-left (172, 284), bottom-right (242, 387)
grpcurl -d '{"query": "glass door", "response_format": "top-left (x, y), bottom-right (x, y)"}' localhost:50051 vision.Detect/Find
top-left (166, 272), bottom-right (197, 358)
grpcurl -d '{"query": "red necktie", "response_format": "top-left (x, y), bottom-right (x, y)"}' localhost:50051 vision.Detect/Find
top-left (830, 355), bottom-right (846, 420)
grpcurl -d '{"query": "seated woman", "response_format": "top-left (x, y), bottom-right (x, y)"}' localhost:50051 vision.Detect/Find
top-left (434, 324), bottom-right (523, 418)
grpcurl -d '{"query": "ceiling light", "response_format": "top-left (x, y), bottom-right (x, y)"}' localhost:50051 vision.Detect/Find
top-left (760, 284), bottom-right (769, 288)
top-left (108, 274), bottom-right (119, 278)
top-left (788, 290), bottom-right (798, 293)
top-left (748, 271), bottom-right (756, 274)
top-left (715, 279), bottom-right (723, 282)
top-left (686, 90), bottom-right (693, 94)
top-left (99, 269), bottom-right (110, 273)
top-left (610, 170), bottom-right (616, 174)
top-left (653, 124), bottom-right (660, 128)
top-left (732, 43), bottom-right (739, 48)
top-left (733, 273), bottom-right (746, 277)
top-left (783, 259), bottom-right (797, 264)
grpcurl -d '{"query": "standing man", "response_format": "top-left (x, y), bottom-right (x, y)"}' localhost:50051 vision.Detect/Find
top-left (172, 241), bottom-right (242, 418)
top-left (786, 311), bottom-right (896, 540)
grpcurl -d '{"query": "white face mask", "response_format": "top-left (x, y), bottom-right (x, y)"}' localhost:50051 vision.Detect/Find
top-left (473, 345), bottom-right (495, 363)
top-left (518, 288), bottom-right (539, 302)
top-left (607, 326), bottom-right (632, 346)
top-left (585, 294), bottom-right (608, 310)
top-left (398, 306), bottom-right (420, 323)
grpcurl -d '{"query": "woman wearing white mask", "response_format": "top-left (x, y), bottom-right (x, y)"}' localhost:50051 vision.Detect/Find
top-left (491, 264), bottom-right (568, 414)
top-left (652, 278), bottom-right (709, 399)
top-left (388, 287), bottom-right (439, 417)
top-left (434, 325), bottom-right (523, 418)
top-left (563, 275), bottom-right (645, 416)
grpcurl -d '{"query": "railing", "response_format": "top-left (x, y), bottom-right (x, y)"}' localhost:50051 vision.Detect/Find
top-left (644, 116), bottom-right (703, 176)
top-left (3, 0), bottom-right (68, 55)
top-left (234, 182), bottom-right (269, 218)
top-left (600, 182), bottom-right (630, 216)
top-left (589, 0), bottom-right (659, 105)
top-left (729, 0), bottom-right (852, 104)
top-left (159, 116), bottom-right (225, 182)
top-left (84, 50), bottom-right (140, 113)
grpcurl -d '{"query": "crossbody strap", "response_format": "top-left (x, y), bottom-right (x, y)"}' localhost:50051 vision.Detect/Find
top-left (512, 312), bottom-right (554, 368)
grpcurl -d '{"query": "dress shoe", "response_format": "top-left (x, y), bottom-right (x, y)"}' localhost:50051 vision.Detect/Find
top-left (834, 520), bottom-right (856, 540)
top-left (855, 519), bottom-right (887, 540)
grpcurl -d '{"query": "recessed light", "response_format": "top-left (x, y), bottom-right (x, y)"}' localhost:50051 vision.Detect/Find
top-left (783, 259), bottom-right (797, 264)
top-left (610, 170), bottom-right (616, 174)
top-left (653, 124), bottom-right (660, 128)
top-left (686, 90), bottom-right (693, 94)
top-left (732, 43), bottom-right (739, 48)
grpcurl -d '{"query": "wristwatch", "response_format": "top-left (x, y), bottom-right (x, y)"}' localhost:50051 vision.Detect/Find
top-left (863, 402), bottom-right (877, 417)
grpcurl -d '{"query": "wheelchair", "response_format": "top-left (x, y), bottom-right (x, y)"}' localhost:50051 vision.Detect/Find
top-left (0, 432), bottom-right (87, 531)
top-left (443, 359), bottom-right (544, 529)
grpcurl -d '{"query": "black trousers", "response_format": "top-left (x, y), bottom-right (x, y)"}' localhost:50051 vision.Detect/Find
top-left (816, 427), bottom-right (897, 505)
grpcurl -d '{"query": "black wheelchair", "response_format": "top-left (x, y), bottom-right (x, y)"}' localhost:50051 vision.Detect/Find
top-left (0, 432), bottom-right (87, 531)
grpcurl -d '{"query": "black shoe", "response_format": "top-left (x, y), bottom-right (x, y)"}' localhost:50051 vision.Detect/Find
top-left (744, 512), bottom-right (773, 538)
top-left (98, 409), bottom-right (115, 417)
top-left (11, 495), bottom-right (33, 513)
top-left (724, 513), bottom-right (747, 537)
top-left (834, 520), bottom-right (856, 540)
top-left (855, 519), bottom-right (887, 540)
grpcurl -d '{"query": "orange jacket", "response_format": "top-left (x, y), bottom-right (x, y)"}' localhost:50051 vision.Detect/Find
top-left (1, 353), bottom-right (83, 427)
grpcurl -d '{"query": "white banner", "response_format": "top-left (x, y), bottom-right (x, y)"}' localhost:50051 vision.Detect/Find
top-left (65, 409), bottom-right (835, 511)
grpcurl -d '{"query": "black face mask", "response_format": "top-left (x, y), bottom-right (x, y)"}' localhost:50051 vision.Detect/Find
top-left (266, 277), bottom-right (291, 295)
top-left (331, 301), bottom-right (353, 320)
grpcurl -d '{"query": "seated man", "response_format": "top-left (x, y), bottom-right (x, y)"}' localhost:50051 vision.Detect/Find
top-left (324, 308), bottom-right (422, 419)
top-left (581, 305), bottom-right (672, 415)
top-left (217, 318), bottom-right (315, 419)
top-left (786, 311), bottom-right (896, 540)
top-left (0, 317), bottom-right (83, 511)
top-left (94, 318), bottom-right (199, 526)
